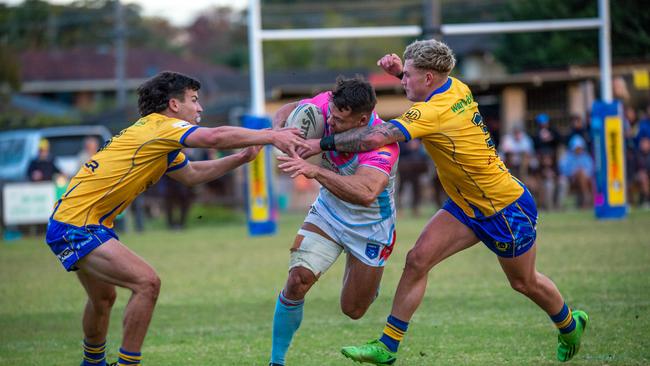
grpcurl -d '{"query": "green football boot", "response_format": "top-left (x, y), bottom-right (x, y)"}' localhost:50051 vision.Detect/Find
top-left (341, 339), bottom-right (397, 365)
top-left (557, 310), bottom-right (589, 362)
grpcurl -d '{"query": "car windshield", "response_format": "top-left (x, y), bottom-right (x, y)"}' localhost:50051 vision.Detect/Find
top-left (0, 137), bottom-right (27, 165)
top-left (48, 135), bottom-right (103, 156)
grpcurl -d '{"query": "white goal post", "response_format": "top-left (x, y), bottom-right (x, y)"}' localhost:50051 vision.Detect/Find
top-left (248, 0), bottom-right (611, 115)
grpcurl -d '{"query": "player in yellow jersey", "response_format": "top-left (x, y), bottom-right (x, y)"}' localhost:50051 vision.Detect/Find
top-left (45, 71), bottom-right (308, 366)
top-left (300, 40), bottom-right (588, 364)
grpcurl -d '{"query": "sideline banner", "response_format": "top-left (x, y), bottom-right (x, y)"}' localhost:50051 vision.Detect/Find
top-left (242, 115), bottom-right (277, 236)
top-left (2, 182), bottom-right (57, 225)
top-left (591, 100), bottom-right (627, 219)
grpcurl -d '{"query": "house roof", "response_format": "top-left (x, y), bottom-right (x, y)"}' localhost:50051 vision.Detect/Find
top-left (19, 47), bottom-right (236, 83)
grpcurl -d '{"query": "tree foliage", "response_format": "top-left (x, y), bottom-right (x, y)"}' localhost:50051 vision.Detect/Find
top-left (494, 0), bottom-right (650, 72)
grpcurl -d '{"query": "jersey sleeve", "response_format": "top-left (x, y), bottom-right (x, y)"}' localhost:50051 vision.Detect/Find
top-left (299, 91), bottom-right (331, 118)
top-left (389, 103), bottom-right (439, 141)
top-left (158, 119), bottom-right (201, 148)
top-left (357, 143), bottom-right (399, 176)
top-left (166, 150), bottom-right (189, 173)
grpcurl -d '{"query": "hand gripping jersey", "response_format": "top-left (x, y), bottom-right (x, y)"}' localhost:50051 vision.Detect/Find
top-left (300, 92), bottom-right (399, 226)
top-left (52, 113), bottom-right (199, 228)
top-left (389, 77), bottom-right (523, 218)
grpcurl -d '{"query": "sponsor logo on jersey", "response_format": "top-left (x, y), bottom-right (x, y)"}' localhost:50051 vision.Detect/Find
top-left (173, 121), bottom-right (192, 128)
top-left (403, 108), bottom-right (421, 122)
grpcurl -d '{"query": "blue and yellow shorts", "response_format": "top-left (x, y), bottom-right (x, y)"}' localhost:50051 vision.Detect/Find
top-left (443, 187), bottom-right (538, 258)
top-left (45, 219), bottom-right (119, 271)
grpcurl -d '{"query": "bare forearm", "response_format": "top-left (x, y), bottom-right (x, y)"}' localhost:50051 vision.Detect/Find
top-left (332, 123), bottom-right (405, 152)
top-left (208, 127), bottom-right (273, 149)
top-left (186, 154), bottom-right (247, 186)
top-left (314, 168), bottom-right (375, 206)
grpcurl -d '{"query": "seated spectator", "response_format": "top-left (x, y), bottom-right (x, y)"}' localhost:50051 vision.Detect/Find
top-left (635, 136), bottom-right (650, 208)
top-left (499, 125), bottom-right (537, 185)
top-left (637, 105), bottom-right (650, 142)
top-left (566, 114), bottom-right (592, 153)
top-left (558, 136), bottom-right (594, 209)
top-left (27, 139), bottom-right (62, 182)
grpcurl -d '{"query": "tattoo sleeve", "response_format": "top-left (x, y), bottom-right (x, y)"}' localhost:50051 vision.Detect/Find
top-left (333, 122), bottom-right (406, 152)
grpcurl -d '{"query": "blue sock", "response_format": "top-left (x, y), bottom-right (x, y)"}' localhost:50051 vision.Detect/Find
top-left (81, 340), bottom-right (106, 366)
top-left (550, 303), bottom-right (576, 334)
top-left (270, 291), bottom-right (305, 365)
top-left (379, 315), bottom-right (409, 352)
top-left (117, 348), bottom-right (141, 365)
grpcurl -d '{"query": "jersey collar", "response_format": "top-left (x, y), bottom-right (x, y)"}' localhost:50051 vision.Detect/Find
top-left (425, 77), bottom-right (452, 102)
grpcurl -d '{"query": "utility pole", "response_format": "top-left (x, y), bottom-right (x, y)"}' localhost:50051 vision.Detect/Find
top-left (114, 0), bottom-right (127, 109)
top-left (423, 0), bottom-right (442, 40)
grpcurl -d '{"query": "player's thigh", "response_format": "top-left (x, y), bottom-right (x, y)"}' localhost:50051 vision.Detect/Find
top-left (497, 242), bottom-right (537, 284)
top-left (408, 209), bottom-right (479, 269)
top-left (340, 253), bottom-right (384, 304)
top-left (76, 238), bottom-right (159, 291)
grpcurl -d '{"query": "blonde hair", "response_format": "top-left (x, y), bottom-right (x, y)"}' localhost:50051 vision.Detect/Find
top-left (403, 39), bottom-right (456, 74)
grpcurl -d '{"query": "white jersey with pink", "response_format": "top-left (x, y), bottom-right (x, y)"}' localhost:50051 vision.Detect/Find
top-left (300, 92), bottom-right (399, 228)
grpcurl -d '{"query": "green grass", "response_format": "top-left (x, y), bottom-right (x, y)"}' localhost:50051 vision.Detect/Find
top-left (1, 208), bottom-right (650, 365)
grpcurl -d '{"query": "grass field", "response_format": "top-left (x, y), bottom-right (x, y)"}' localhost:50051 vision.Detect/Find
top-left (1, 208), bottom-right (649, 365)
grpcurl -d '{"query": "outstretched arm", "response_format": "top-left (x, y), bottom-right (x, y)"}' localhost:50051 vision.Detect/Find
top-left (184, 126), bottom-right (308, 156)
top-left (167, 146), bottom-right (261, 186)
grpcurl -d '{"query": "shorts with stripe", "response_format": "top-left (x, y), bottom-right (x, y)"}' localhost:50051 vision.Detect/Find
top-left (45, 219), bottom-right (118, 271)
top-left (442, 186), bottom-right (538, 258)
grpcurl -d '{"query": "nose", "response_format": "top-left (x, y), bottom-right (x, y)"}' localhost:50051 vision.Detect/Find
top-left (197, 103), bottom-right (203, 113)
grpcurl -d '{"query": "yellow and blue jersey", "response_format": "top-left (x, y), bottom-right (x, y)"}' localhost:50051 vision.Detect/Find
top-left (52, 113), bottom-right (199, 228)
top-left (389, 77), bottom-right (523, 218)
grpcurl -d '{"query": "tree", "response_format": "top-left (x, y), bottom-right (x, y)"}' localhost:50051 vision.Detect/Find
top-left (495, 0), bottom-right (650, 72)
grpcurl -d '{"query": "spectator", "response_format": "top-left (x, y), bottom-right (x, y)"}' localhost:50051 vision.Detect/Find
top-left (637, 105), bottom-right (650, 142)
top-left (499, 125), bottom-right (537, 182)
top-left (27, 139), bottom-right (62, 181)
top-left (77, 136), bottom-right (101, 168)
top-left (397, 139), bottom-right (429, 216)
top-left (558, 136), bottom-right (594, 209)
top-left (538, 151), bottom-right (558, 211)
top-left (533, 113), bottom-right (561, 157)
top-left (635, 136), bottom-right (650, 208)
top-left (566, 114), bottom-right (592, 153)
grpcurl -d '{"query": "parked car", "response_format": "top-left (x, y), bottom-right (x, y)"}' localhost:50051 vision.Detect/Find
top-left (0, 125), bottom-right (112, 181)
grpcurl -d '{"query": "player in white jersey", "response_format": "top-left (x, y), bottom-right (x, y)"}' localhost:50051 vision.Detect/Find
top-left (267, 76), bottom-right (400, 366)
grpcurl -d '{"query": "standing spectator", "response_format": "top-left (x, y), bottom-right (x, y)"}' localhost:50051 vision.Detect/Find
top-left (27, 139), bottom-right (62, 181)
top-left (637, 105), bottom-right (650, 142)
top-left (558, 136), bottom-right (594, 209)
top-left (635, 136), bottom-right (650, 208)
top-left (533, 113), bottom-right (561, 157)
top-left (77, 137), bottom-right (101, 168)
top-left (397, 139), bottom-right (429, 216)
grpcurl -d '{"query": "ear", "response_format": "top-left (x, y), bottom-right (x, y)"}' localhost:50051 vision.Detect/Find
top-left (425, 72), bottom-right (436, 87)
top-left (357, 113), bottom-right (370, 127)
top-left (168, 98), bottom-right (181, 113)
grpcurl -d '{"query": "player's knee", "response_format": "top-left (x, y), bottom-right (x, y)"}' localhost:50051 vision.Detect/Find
top-left (285, 268), bottom-right (315, 299)
top-left (91, 289), bottom-right (117, 313)
top-left (404, 248), bottom-right (433, 275)
top-left (135, 273), bottom-right (161, 301)
top-left (508, 277), bottom-right (536, 296)
top-left (341, 304), bottom-right (368, 320)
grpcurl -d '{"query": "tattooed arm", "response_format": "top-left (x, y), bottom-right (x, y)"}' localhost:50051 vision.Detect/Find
top-left (333, 122), bottom-right (406, 152)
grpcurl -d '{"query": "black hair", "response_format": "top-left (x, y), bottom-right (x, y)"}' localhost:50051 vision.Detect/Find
top-left (137, 71), bottom-right (201, 117)
top-left (330, 75), bottom-right (376, 115)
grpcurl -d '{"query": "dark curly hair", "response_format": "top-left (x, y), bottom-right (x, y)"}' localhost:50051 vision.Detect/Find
top-left (137, 71), bottom-right (201, 117)
top-left (330, 75), bottom-right (376, 115)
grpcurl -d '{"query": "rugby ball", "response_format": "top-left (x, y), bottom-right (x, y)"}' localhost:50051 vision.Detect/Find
top-left (286, 103), bottom-right (325, 139)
